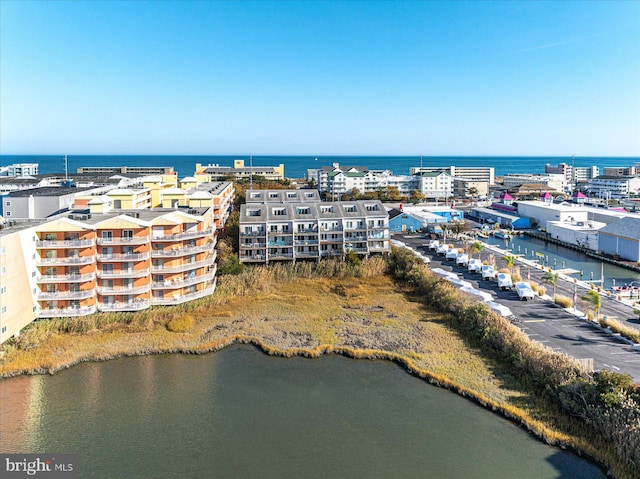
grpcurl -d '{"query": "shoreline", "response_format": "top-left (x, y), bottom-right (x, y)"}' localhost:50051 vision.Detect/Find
top-left (0, 264), bottom-right (630, 477)
top-left (0, 333), bottom-right (604, 472)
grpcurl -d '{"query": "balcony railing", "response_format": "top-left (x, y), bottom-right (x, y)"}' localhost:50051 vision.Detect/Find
top-left (320, 226), bottom-right (342, 232)
top-left (294, 240), bottom-right (319, 246)
top-left (267, 231), bottom-right (293, 236)
top-left (150, 257), bottom-right (214, 274)
top-left (151, 271), bottom-right (215, 290)
top-left (240, 230), bottom-right (267, 237)
top-left (37, 256), bottom-right (95, 266)
top-left (151, 285), bottom-right (215, 305)
top-left (37, 306), bottom-right (96, 318)
top-left (239, 242), bottom-right (267, 249)
top-left (295, 251), bottom-right (320, 257)
top-left (36, 239), bottom-right (95, 248)
top-left (97, 300), bottom-right (150, 312)
top-left (294, 227), bottom-right (319, 234)
top-left (344, 234), bottom-right (367, 241)
top-left (37, 273), bottom-right (96, 283)
top-left (268, 252), bottom-right (294, 259)
top-left (97, 252), bottom-right (150, 262)
top-left (239, 254), bottom-right (267, 262)
top-left (267, 241), bottom-right (294, 247)
top-left (37, 290), bottom-right (95, 300)
top-left (97, 236), bottom-right (150, 245)
top-left (151, 228), bottom-right (213, 241)
top-left (150, 244), bottom-right (212, 258)
top-left (97, 285), bottom-right (151, 295)
top-left (97, 268), bottom-right (150, 279)
top-left (320, 250), bottom-right (343, 257)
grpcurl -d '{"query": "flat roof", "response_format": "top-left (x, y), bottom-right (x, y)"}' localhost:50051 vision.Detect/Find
top-left (8, 186), bottom-right (95, 197)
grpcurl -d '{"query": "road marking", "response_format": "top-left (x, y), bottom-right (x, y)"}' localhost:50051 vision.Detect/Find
top-left (538, 340), bottom-right (550, 343)
top-left (523, 319), bottom-right (546, 323)
top-left (610, 352), bottom-right (635, 355)
top-left (528, 333), bottom-right (540, 337)
top-left (624, 359), bottom-right (640, 363)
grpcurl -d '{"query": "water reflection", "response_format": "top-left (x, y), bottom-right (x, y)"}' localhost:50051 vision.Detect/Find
top-left (0, 347), bottom-right (606, 478)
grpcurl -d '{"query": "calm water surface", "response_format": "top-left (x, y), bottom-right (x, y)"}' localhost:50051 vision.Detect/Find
top-left (0, 346), bottom-right (605, 478)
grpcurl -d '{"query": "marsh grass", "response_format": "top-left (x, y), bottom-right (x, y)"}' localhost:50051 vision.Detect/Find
top-left (555, 295), bottom-right (573, 309)
top-left (1, 255), bottom-right (638, 478)
top-left (599, 317), bottom-right (640, 344)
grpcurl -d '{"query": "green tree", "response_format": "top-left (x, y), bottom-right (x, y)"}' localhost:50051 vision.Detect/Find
top-left (469, 240), bottom-right (485, 258)
top-left (467, 186), bottom-right (479, 201)
top-left (409, 190), bottom-right (425, 205)
top-left (541, 271), bottom-right (559, 299)
top-left (581, 290), bottom-right (602, 317)
top-left (501, 253), bottom-right (516, 274)
top-left (448, 220), bottom-right (470, 239)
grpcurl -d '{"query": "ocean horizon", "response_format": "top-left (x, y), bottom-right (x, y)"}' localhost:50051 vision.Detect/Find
top-left (2, 154), bottom-right (639, 180)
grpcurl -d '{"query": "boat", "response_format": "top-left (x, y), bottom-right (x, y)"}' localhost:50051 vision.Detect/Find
top-left (495, 230), bottom-right (512, 240)
top-left (610, 281), bottom-right (640, 298)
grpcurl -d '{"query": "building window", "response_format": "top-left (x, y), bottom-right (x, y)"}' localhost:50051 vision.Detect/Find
top-left (4, 201), bottom-right (10, 206)
top-left (5, 212), bottom-right (11, 216)
top-left (2, 306), bottom-right (7, 314)
top-left (296, 207), bottom-right (310, 215)
top-left (247, 209), bottom-right (261, 217)
top-left (273, 208), bottom-right (286, 216)
top-left (1, 326), bottom-right (6, 333)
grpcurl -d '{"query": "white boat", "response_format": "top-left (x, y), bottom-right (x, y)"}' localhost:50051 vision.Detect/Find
top-left (468, 258), bottom-right (483, 273)
top-left (497, 273), bottom-right (513, 290)
top-left (610, 281), bottom-right (640, 298)
top-left (515, 282), bottom-right (535, 301)
top-left (495, 230), bottom-right (512, 240)
top-left (481, 265), bottom-right (496, 280)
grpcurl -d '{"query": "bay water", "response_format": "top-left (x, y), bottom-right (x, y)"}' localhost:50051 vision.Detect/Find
top-left (0, 346), bottom-right (605, 478)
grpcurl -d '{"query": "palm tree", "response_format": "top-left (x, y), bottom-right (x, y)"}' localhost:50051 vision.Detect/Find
top-left (541, 271), bottom-right (559, 299)
top-left (581, 290), bottom-right (602, 318)
top-left (469, 241), bottom-right (485, 259)
top-left (501, 254), bottom-right (516, 274)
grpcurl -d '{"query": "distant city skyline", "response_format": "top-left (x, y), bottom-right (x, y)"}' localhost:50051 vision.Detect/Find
top-left (1, 1), bottom-right (639, 156)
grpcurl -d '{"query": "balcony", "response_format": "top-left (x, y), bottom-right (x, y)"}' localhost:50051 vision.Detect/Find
top-left (239, 253), bottom-right (267, 262)
top-left (37, 273), bottom-right (96, 283)
top-left (320, 250), bottom-right (343, 257)
top-left (37, 290), bottom-right (95, 300)
top-left (151, 228), bottom-right (213, 241)
top-left (97, 252), bottom-right (150, 262)
top-left (320, 226), bottom-right (342, 232)
top-left (268, 252), bottom-right (294, 260)
top-left (239, 241), bottom-right (267, 249)
top-left (344, 234), bottom-right (367, 241)
top-left (150, 244), bottom-right (212, 258)
top-left (37, 306), bottom-right (96, 318)
top-left (97, 284), bottom-right (151, 295)
top-left (267, 231), bottom-right (293, 236)
top-left (97, 235), bottom-right (150, 245)
top-left (151, 257), bottom-right (214, 274)
top-left (294, 227), bottom-right (319, 234)
top-left (294, 240), bottom-right (319, 246)
top-left (37, 256), bottom-right (95, 266)
top-left (367, 232), bottom-right (389, 240)
top-left (98, 300), bottom-right (150, 312)
top-left (151, 271), bottom-right (215, 290)
top-left (344, 225), bottom-right (367, 231)
top-left (36, 239), bottom-right (95, 248)
top-left (267, 240), bottom-right (294, 247)
top-left (151, 285), bottom-right (216, 305)
top-left (97, 268), bottom-right (150, 279)
top-left (240, 230), bottom-right (267, 237)
top-left (295, 250), bottom-right (320, 258)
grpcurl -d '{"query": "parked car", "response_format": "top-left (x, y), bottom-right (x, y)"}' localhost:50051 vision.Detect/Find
top-left (481, 265), bottom-right (496, 280)
top-left (515, 282), bottom-right (535, 301)
top-left (468, 258), bottom-right (483, 273)
top-left (428, 239), bottom-right (440, 251)
top-left (456, 253), bottom-right (469, 267)
top-left (446, 248), bottom-right (459, 261)
top-left (497, 273), bottom-right (513, 290)
top-left (436, 244), bottom-right (449, 256)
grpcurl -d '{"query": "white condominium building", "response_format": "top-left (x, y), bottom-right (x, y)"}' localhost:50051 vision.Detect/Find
top-left (239, 199), bottom-right (390, 263)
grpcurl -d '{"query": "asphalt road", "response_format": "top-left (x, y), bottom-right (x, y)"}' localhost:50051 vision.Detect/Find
top-left (393, 233), bottom-right (640, 382)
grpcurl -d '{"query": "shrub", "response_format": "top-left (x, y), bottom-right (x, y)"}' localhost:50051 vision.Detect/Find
top-left (555, 295), bottom-right (573, 308)
top-left (166, 315), bottom-right (195, 333)
top-left (536, 285), bottom-right (546, 297)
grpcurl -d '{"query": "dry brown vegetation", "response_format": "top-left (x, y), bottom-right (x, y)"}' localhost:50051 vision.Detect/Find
top-left (1, 254), bottom-right (639, 478)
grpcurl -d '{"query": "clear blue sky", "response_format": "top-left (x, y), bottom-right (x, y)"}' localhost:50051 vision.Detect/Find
top-left (1, 0), bottom-right (639, 156)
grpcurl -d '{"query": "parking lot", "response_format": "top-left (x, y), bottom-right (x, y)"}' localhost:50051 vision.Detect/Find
top-left (394, 233), bottom-right (640, 382)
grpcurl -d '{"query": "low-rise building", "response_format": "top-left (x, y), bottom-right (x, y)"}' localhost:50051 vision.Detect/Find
top-left (587, 175), bottom-right (640, 199)
top-left (546, 219), bottom-right (606, 251)
top-left (239, 199), bottom-right (390, 263)
top-left (195, 160), bottom-right (285, 181)
top-left (468, 207), bottom-right (531, 229)
top-left (452, 178), bottom-right (488, 199)
top-left (4, 163), bottom-right (39, 177)
top-left (597, 217), bottom-right (640, 262)
top-left (502, 173), bottom-right (567, 193)
top-left (411, 166), bottom-right (495, 185)
top-left (0, 204), bottom-right (224, 344)
top-left (516, 200), bottom-right (588, 230)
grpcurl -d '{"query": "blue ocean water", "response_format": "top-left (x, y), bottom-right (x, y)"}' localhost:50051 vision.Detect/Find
top-left (1, 154), bottom-right (639, 179)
